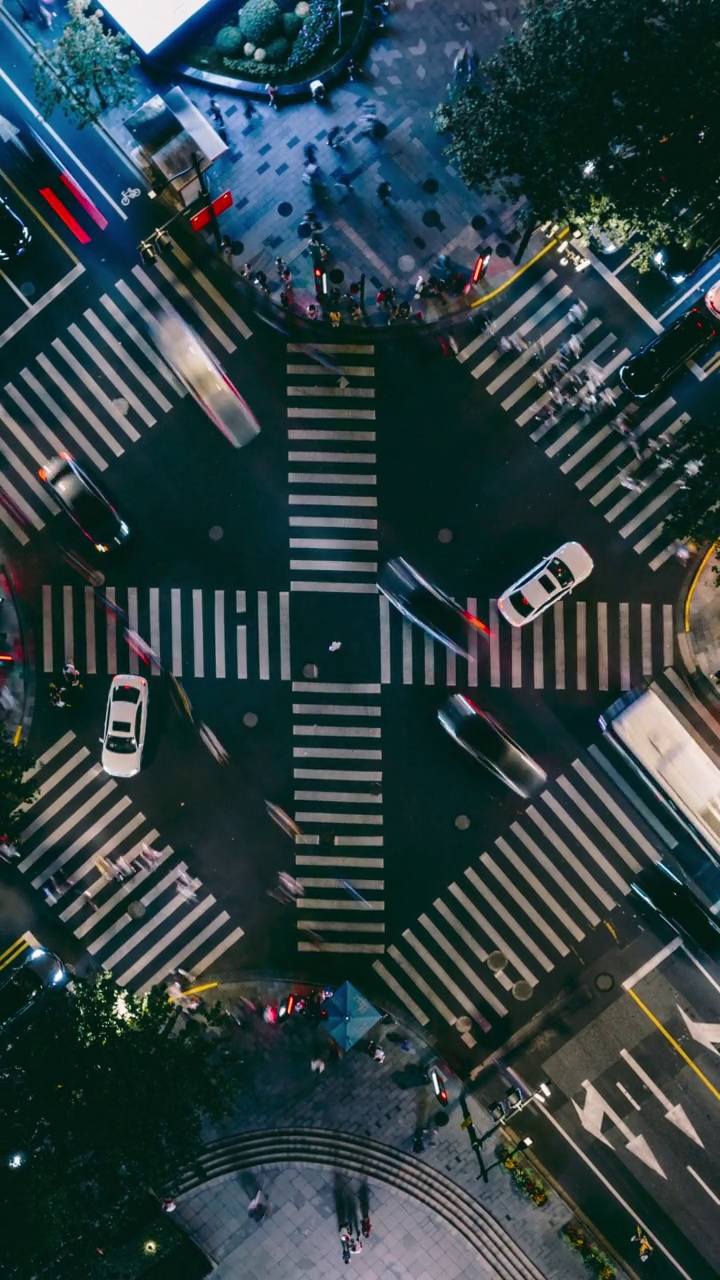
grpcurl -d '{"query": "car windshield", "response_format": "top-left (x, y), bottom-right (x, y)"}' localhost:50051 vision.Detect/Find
top-left (508, 590), bottom-right (535, 618)
top-left (106, 736), bottom-right (137, 753)
top-left (73, 489), bottom-right (116, 541)
top-left (113, 686), bottom-right (140, 705)
top-left (546, 557), bottom-right (575, 589)
top-left (0, 969), bottom-right (42, 1023)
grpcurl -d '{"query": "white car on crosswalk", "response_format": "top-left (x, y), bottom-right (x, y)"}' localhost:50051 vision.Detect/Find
top-left (100, 675), bottom-right (148, 777)
top-left (497, 542), bottom-right (594, 627)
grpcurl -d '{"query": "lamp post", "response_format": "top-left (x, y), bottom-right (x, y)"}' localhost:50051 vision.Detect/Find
top-left (483, 1136), bottom-right (533, 1178)
top-left (479, 1081), bottom-right (551, 1146)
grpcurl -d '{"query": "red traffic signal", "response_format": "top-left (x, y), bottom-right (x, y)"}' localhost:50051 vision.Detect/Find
top-left (430, 1067), bottom-right (449, 1106)
top-left (472, 250), bottom-right (492, 283)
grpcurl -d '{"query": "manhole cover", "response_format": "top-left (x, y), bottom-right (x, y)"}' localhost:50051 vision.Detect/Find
top-left (209, 525), bottom-right (223, 541)
top-left (303, 663), bottom-right (319, 679)
top-left (128, 901), bottom-right (146, 920)
top-left (487, 950), bottom-right (508, 973)
top-left (423, 178), bottom-right (439, 194)
top-left (595, 972), bottom-right (614, 992)
top-left (243, 711), bottom-right (258, 728)
top-left (398, 254), bottom-right (415, 273)
top-left (438, 528), bottom-right (453, 543)
top-left (278, 201), bottom-right (293, 217)
top-left (435, 1110), bottom-right (450, 1127)
top-left (455, 1015), bottom-right (472, 1033)
top-left (455, 814), bottom-right (470, 830)
top-left (513, 980), bottom-right (533, 1001)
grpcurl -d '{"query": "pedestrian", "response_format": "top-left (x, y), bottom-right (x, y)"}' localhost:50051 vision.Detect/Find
top-left (328, 640), bottom-right (342, 651)
top-left (265, 83), bottom-right (279, 110)
top-left (243, 99), bottom-right (257, 121)
top-left (327, 126), bottom-right (343, 149)
top-left (114, 854), bottom-right (134, 879)
top-left (361, 1216), bottom-right (372, 1237)
top-left (0, 840), bottom-right (20, 861)
top-left (38, 0), bottom-right (56, 28)
top-left (303, 162), bottom-right (319, 186)
top-left (306, 303), bottom-right (318, 320)
top-left (82, 889), bottom-right (99, 912)
top-left (281, 268), bottom-right (293, 288)
top-left (277, 871), bottom-right (304, 897)
top-left (350, 303), bottom-right (363, 322)
top-left (347, 57), bottom-right (356, 80)
top-left (62, 660), bottom-right (80, 684)
top-left (42, 884), bottom-right (57, 906)
top-left (330, 310), bottom-right (341, 328)
top-left (279, 291), bottom-right (290, 310)
top-left (161, 1198), bottom-right (176, 1213)
top-left (176, 869), bottom-right (197, 901)
top-left (49, 683), bottom-right (67, 708)
top-left (567, 300), bottom-right (588, 326)
top-left (208, 97), bottom-right (224, 123)
top-left (310, 78), bottom-right (326, 104)
top-left (275, 256), bottom-right (286, 274)
top-left (248, 1190), bottom-right (267, 1220)
top-left (350, 1239), bottom-right (363, 1254)
top-left (377, 180), bottom-right (392, 204)
top-left (620, 475), bottom-right (646, 493)
top-left (240, 262), bottom-right (253, 280)
top-left (373, 1045), bottom-right (385, 1063)
top-left (336, 172), bottom-right (354, 196)
top-left (414, 274), bottom-right (426, 298)
top-left (310, 1057), bottom-right (326, 1073)
top-left (254, 269), bottom-right (270, 294)
top-left (304, 142), bottom-right (317, 164)
top-left (139, 842), bottom-right (162, 869)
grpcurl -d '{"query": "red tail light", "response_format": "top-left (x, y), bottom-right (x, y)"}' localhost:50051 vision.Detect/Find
top-left (463, 611), bottom-right (492, 636)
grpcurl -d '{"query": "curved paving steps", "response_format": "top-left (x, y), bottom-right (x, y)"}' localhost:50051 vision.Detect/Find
top-left (176, 1127), bottom-right (548, 1280)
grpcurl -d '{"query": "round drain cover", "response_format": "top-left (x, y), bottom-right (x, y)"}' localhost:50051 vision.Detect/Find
top-left (513, 980), bottom-right (533, 1001)
top-left (455, 814), bottom-right (470, 830)
top-left (243, 712), bottom-right (258, 728)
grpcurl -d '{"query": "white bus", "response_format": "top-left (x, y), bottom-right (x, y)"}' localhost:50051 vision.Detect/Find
top-left (600, 685), bottom-right (720, 865)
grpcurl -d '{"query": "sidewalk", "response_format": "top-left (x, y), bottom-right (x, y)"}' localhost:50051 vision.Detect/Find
top-left (171, 978), bottom-right (619, 1280)
top-left (678, 544), bottom-right (720, 706)
top-left (0, 555), bottom-right (32, 742)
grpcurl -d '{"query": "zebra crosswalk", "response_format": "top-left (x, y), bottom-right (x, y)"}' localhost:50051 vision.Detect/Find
top-left (285, 342), bottom-right (378, 595)
top-left (17, 731), bottom-right (244, 993)
top-left (373, 736), bottom-right (675, 1048)
top-left (291, 680), bottom-right (384, 953)
top-left (0, 245), bottom-right (251, 547)
top-left (457, 266), bottom-right (695, 571)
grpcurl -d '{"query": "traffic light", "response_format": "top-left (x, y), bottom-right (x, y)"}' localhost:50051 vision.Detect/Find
top-left (472, 249), bottom-right (492, 283)
top-left (313, 265), bottom-right (327, 300)
top-left (430, 1066), bottom-right (449, 1106)
top-left (139, 239), bottom-right (157, 265)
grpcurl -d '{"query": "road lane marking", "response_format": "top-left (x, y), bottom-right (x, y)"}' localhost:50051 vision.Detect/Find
top-left (526, 805), bottom-right (614, 911)
top-left (597, 602), bottom-right (608, 691)
top-left (214, 590), bottom-right (225, 678)
top-left (557, 776), bottom-right (641, 873)
top-left (576, 601), bottom-right (586, 690)
top-left (625, 986), bottom-right (720, 1104)
top-left (495, 836), bottom-right (584, 943)
top-left (402, 620), bottom-right (412, 685)
top-left (193, 589), bottom-right (204, 678)
top-left (483, 851), bottom-right (568, 957)
top-left (554, 601), bottom-right (565, 690)
top-left (258, 590), bottom-right (269, 680)
top-left (36, 353), bottom-right (123, 456)
top-left (467, 596), bottom-right (479, 687)
top-left (171, 588), bottom-right (182, 676)
top-left (372, 960), bottom-right (430, 1025)
top-left (127, 585), bottom-right (138, 674)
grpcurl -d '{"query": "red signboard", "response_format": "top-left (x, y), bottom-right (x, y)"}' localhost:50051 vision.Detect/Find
top-left (190, 190), bottom-right (233, 232)
top-left (212, 189), bottom-right (233, 215)
top-left (190, 205), bottom-right (212, 232)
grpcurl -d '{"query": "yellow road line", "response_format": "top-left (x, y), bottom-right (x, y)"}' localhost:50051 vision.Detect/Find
top-left (183, 982), bottom-right (218, 996)
top-left (626, 987), bottom-right (720, 1103)
top-left (470, 226), bottom-right (570, 309)
top-left (683, 540), bottom-right (717, 632)
top-left (0, 164), bottom-right (79, 264)
top-left (0, 936), bottom-right (30, 971)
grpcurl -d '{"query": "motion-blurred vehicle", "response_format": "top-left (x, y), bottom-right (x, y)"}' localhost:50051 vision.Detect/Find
top-left (377, 558), bottom-right (489, 657)
top-left (100, 675), bottom-right (148, 777)
top-left (497, 542), bottom-right (593, 627)
top-left (39, 454), bottom-right (129, 553)
top-left (438, 695), bottom-right (546, 798)
top-left (0, 193), bottom-right (31, 261)
top-left (0, 948), bottom-right (67, 1034)
top-left (630, 862), bottom-right (720, 959)
top-left (150, 309), bottom-right (260, 448)
top-left (619, 306), bottom-right (717, 399)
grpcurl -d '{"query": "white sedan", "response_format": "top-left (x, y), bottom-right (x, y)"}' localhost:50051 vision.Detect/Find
top-left (100, 675), bottom-right (148, 777)
top-left (497, 542), bottom-right (594, 627)
top-left (150, 309), bottom-right (260, 448)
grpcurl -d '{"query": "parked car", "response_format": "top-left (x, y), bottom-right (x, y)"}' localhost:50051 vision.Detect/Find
top-left (0, 948), bottom-right (67, 1034)
top-left (100, 675), bottom-right (148, 778)
top-left (619, 306), bottom-right (717, 399)
top-left (0, 193), bottom-right (31, 262)
top-left (497, 542), bottom-right (594, 628)
top-left (630, 862), bottom-right (720, 959)
top-left (438, 695), bottom-right (546, 797)
top-left (39, 453), bottom-right (129, 553)
top-left (377, 558), bottom-right (489, 657)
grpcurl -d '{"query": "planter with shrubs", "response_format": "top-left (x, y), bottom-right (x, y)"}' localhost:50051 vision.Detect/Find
top-left (497, 1144), bottom-right (552, 1208)
top-left (560, 1222), bottom-right (616, 1280)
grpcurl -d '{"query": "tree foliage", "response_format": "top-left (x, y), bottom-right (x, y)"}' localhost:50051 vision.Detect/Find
top-left (435, 0), bottom-right (720, 266)
top-left (0, 727), bottom-right (37, 843)
top-left (33, 0), bottom-right (140, 129)
top-left (662, 404), bottom-right (720, 548)
top-left (0, 970), bottom-right (242, 1277)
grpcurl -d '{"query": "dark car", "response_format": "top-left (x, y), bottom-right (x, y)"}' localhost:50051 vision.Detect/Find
top-left (0, 948), bottom-right (68, 1033)
top-left (38, 453), bottom-right (129, 553)
top-left (630, 862), bottom-right (720, 959)
top-left (438, 694), bottom-right (547, 797)
top-left (377, 558), bottom-right (489, 657)
top-left (0, 193), bottom-right (31, 262)
top-left (619, 307), bottom-right (717, 399)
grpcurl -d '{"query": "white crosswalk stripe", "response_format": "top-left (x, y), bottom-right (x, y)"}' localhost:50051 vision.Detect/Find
top-left (16, 732), bottom-right (244, 992)
top-left (285, 343), bottom-right (378, 594)
top-left (0, 255), bottom-right (252, 544)
top-left (374, 743), bottom-right (669, 1042)
top-left (457, 266), bottom-right (695, 569)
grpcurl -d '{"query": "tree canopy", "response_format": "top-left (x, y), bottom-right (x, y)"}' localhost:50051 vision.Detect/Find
top-left (662, 404), bottom-right (720, 548)
top-left (0, 727), bottom-right (37, 844)
top-left (435, 0), bottom-right (720, 266)
top-left (0, 971), bottom-right (241, 1277)
top-left (33, 0), bottom-right (140, 129)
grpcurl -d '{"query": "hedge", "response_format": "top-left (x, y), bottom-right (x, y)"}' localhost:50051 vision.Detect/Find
top-left (287, 0), bottom-right (337, 66)
top-left (215, 24), bottom-right (246, 53)
top-left (238, 0), bottom-right (283, 44)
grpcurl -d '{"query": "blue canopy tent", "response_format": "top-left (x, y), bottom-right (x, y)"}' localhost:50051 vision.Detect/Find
top-left (322, 981), bottom-right (381, 1051)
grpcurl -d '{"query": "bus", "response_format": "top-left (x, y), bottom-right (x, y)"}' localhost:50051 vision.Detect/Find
top-left (600, 685), bottom-right (720, 866)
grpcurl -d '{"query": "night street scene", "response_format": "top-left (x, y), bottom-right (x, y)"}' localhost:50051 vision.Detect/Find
top-left (1, 0), bottom-right (720, 1276)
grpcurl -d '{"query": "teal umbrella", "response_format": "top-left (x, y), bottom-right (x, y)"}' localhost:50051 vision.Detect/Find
top-left (323, 981), bottom-right (381, 1051)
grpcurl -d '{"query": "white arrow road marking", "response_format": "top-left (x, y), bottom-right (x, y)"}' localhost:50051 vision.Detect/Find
top-left (0, 113), bottom-right (31, 157)
top-left (677, 1006), bottom-right (720, 1055)
top-left (620, 1049), bottom-right (704, 1147)
top-left (572, 1080), bottom-right (667, 1178)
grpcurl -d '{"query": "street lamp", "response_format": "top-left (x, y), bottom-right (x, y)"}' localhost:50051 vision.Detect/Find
top-left (483, 1136), bottom-right (532, 1178)
top-left (479, 1081), bottom-right (551, 1145)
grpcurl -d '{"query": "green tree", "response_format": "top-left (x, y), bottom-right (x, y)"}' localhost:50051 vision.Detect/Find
top-left (33, 0), bottom-right (140, 129)
top-left (0, 970), bottom-right (242, 1276)
top-left (0, 726), bottom-right (37, 843)
top-left (435, 0), bottom-right (720, 266)
top-left (662, 405), bottom-right (720, 550)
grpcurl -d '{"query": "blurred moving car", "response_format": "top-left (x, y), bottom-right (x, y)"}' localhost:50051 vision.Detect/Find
top-left (630, 862), bottom-right (720, 959)
top-left (377, 558), bottom-right (489, 657)
top-left (497, 542), bottom-right (593, 627)
top-left (0, 193), bottom-right (31, 261)
top-left (619, 306), bottom-right (717, 399)
top-left (0, 948), bottom-right (67, 1034)
top-left (438, 694), bottom-right (546, 798)
top-left (101, 675), bottom-right (148, 777)
top-left (39, 453), bottom-right (129, 553)
top-left (150, 309), bottom-right (260, 448)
